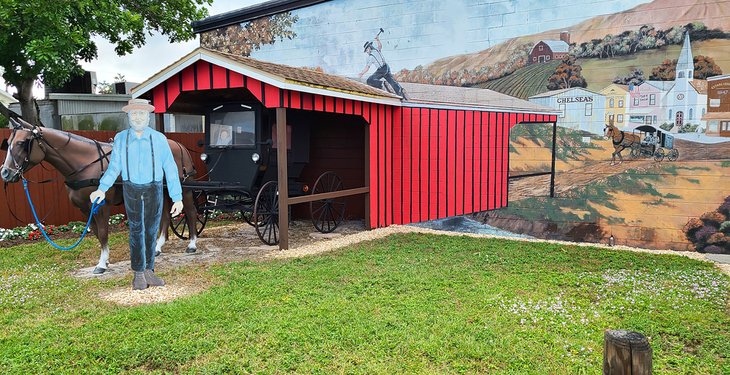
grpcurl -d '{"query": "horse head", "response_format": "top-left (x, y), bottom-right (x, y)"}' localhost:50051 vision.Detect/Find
top-left (1, 118), bottom-right (45, 183)
top-left (604, 119), bottom-right (617, 138)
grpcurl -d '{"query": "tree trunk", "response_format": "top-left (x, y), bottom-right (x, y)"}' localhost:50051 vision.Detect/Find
top-left (16, 78), bottom-right (41, 127)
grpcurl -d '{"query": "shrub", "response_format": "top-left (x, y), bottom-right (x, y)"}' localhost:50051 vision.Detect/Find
top-left (720, 221), bottom-right (730, 234)
top-left (700, 211), bottom-right (725, 226)
top-left (694, 225), bottom-right (718, 243)
top-left (702, 245), bottom-right (728, 254)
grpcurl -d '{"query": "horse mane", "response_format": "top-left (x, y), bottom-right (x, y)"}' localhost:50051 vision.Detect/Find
top-left (42, 126), bottom-right (112, 148)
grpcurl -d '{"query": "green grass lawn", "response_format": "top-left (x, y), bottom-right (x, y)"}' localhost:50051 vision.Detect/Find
top-left (0, 233), bottom-right (728, 373)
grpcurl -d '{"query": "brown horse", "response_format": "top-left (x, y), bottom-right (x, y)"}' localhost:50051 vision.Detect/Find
top-left (1, 117), bottom-right (201, 274)
top-left (604, 120), bottom-right (639, 165)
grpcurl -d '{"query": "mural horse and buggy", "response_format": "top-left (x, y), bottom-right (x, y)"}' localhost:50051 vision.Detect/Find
top-left (1, 104), bottom-right (348, 273)
top-left (604, 120), bottom-right (679, 165)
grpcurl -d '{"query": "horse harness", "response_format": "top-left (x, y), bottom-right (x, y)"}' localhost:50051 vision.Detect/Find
top-left (612, 130), bottom-right (625, 146)
top-left (6, 122), bottom-right (112, 189)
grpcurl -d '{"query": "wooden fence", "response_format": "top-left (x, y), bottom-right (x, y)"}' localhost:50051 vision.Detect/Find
top-left (0, 129), bottom-right (206, 228)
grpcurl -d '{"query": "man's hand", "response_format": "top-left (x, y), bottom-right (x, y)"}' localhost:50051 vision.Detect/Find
top-left (170, 201), bottom-right (184, 217)
top-left (90, 189), bottom-right (105, 204)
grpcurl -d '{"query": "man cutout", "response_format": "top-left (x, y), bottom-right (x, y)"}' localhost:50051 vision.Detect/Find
top-left (90, 99), bottom-right (183, 290)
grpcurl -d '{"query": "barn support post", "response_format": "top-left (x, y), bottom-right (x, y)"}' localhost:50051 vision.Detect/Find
top-left (276, 107), bottom-right (289, 250)
top-left (364, 122), bottom-right (370, 229)
top-left (550, 121), bottom-right (557, 198)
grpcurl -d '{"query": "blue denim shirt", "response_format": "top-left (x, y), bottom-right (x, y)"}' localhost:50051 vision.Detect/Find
top-left (98, 127), bottom-right (183, 202)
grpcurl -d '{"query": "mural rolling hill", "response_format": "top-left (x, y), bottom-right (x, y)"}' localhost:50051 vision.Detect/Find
top-left (474, 61), bottom-right (559, 99)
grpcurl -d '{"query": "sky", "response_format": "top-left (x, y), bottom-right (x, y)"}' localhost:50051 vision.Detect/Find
top-left (1, 0), bottom-right (267, 96)
top-left (79, 0), bottom-right (268, 85)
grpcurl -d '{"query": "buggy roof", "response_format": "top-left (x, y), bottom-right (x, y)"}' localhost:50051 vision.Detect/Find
top-left (633, 125), bottom-right (658, 133)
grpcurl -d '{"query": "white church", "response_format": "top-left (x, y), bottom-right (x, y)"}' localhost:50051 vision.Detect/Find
top-left (664, 32), bottom-right (708, 130)
top-left (629, 32), bottom-right (708, 131)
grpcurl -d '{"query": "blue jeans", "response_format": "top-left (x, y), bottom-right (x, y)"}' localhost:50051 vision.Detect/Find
top-left (123, 181), bottom-right (163, 272)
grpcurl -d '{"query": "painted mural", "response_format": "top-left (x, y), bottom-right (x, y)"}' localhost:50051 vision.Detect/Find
top-left (199, 0), bottom-right (730, 253)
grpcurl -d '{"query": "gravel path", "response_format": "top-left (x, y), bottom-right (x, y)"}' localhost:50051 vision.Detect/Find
top-left (83, 221), bottom-right (729, 306)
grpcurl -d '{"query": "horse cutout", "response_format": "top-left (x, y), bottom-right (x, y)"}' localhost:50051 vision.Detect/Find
top-left (604, 118), bottom-right (640, 166)
top-left (1, 117), bottom-right (201, 274)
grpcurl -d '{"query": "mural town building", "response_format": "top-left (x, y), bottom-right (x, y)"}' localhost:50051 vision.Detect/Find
top-left (599, 84), bottom-right (630, 127)
top-left (528, 87), bottom-right (606, 135)
top-left (703, 74), bottom-right (730, 137)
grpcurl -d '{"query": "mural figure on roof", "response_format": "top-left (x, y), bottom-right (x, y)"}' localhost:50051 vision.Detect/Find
top-left (358, 29), bottom-right (405, 97)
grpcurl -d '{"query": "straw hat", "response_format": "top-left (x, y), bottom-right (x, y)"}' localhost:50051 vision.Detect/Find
top-left (122, 98), bottom-right (155, 113)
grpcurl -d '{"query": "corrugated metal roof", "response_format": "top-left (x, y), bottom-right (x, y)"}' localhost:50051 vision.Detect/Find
top-left (402, 83), bottom-right (558, 114)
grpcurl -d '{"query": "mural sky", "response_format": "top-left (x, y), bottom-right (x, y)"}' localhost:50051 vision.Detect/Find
top-left (251, 0), bottom-right (650, 77)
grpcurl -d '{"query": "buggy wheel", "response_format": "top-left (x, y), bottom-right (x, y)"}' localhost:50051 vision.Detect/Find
top-left (241, 208), bottom-right (260, 227)
top-left (629, 143), bottom-right (640, 158)
top-left (171, 190), bottom-right (208, 240)
top-left (253, 181), bottom-right (279, 246)
top-left (653, 147), bottom-right (666, 162)
top-left (310, 171), bottom-right (345, 233)
top-left (667, 148), bottom-right (679, 161)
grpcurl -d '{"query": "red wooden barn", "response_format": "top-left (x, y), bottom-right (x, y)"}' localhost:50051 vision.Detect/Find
top-left (133, 47), bottom-right (558, 248)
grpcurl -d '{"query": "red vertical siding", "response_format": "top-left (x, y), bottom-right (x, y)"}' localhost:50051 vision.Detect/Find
top-left (167, 76), bottom-right (181, 106)
top-left (212, 65), bottom-right (228, 89)
top-left (455, 110), bottom-right (464, 216)
top-left (181, 66), bottom-right (195, 91)
top-left (153, 86), bottom-right (166, 113)
top-left (196, 61), bottom-right (211, 90)
top-left (393, 108), bottom-right (402, 225)
top-left (437, 110), bottom-right (446, 219)
top-left (464, 111), bottom-right (473, 214)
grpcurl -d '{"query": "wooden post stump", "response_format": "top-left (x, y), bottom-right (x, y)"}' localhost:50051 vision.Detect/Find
top-left (603, 330), bottom-right (652, 375)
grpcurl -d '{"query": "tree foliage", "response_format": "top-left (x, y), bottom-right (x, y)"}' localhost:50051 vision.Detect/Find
top-left (649, 55), bottom-right (723, 80)
top-left (570, 22), bottom-right (729, 60)
top-left (200, 13), bottom-right (299, 56)
top-left (0, 0), bottom-right (211, 125)
top-left (612, 68), bottom-right (645, 86)
top-left (546, 56), bottom-right (587, 90)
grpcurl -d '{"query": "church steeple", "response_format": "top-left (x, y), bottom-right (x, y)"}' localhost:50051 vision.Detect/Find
top-left (676, 32), bottom-right (693, 81)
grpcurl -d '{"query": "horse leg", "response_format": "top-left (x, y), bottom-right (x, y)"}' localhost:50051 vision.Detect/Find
top-left (610, 150), bottom-right (617, 166)
top-left (92, 206), bottom-right (111, 274)
top-left (183, 189), bottom-right (198, 254)
top-left (616, 147), bottom-right (624, 165)
top-left (155, 199), bottom-right (170, 256)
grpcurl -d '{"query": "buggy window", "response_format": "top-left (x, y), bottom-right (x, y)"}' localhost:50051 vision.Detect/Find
top-left (210, 111), bottom-right (255, 147)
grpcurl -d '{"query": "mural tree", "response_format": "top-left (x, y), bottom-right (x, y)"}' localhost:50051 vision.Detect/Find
top-left (649, 55), bottom-right (723, 80)
top-left (613, 67), bottom-right (645, 86)
top-left (200, 13), bottom-right (299, 57)
top-left (546, 56), bottom-right (587, 90)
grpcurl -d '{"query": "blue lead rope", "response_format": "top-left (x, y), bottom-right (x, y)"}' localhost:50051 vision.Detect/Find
top-left (22, 178), bottom-right (104, 251)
